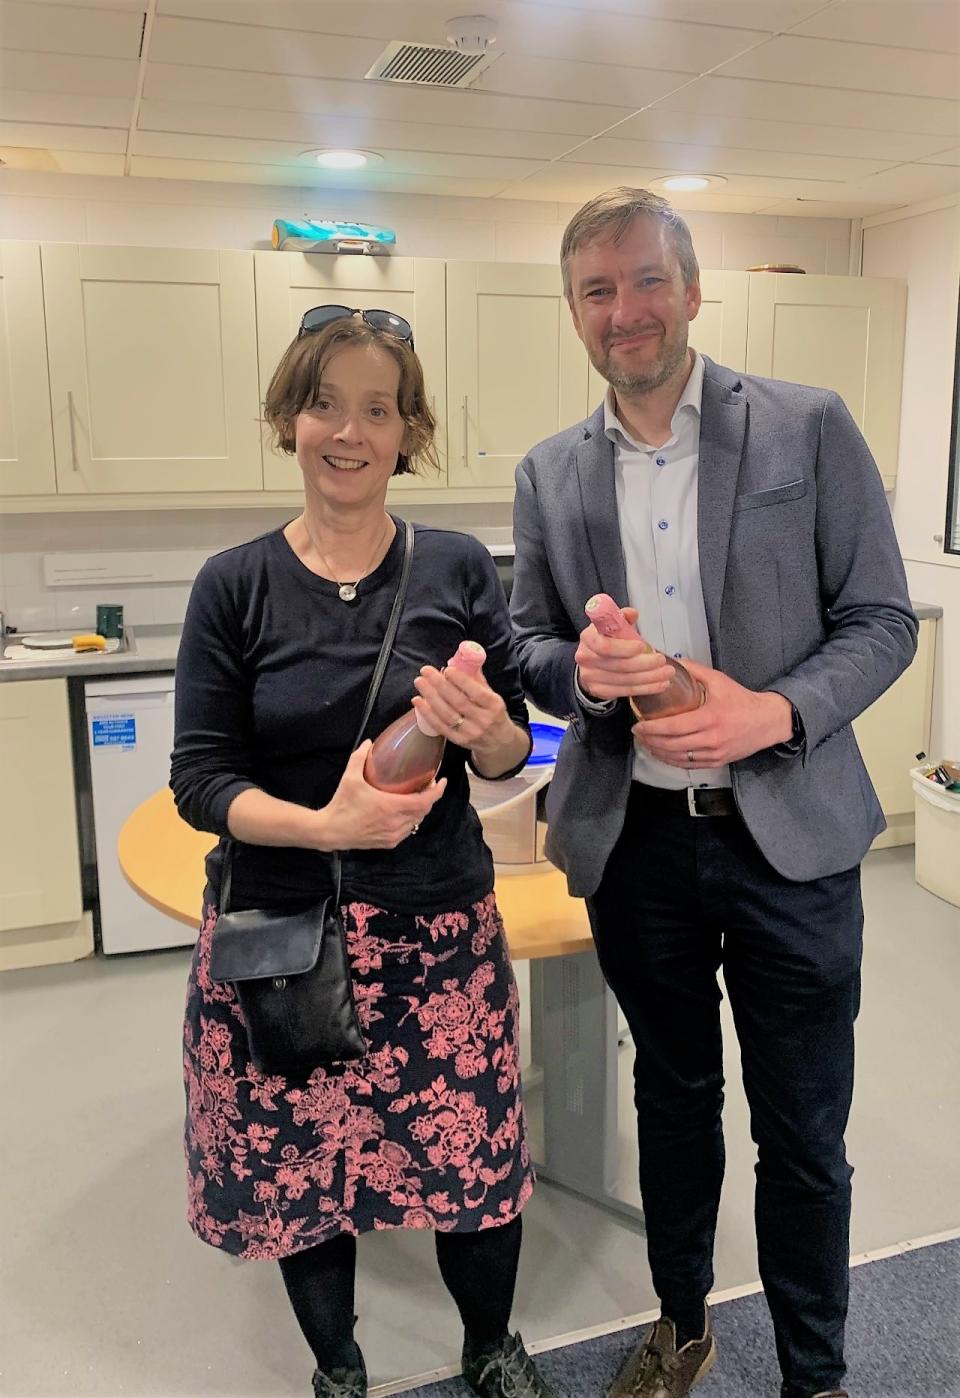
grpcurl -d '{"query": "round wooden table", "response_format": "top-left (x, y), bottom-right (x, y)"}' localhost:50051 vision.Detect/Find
top-left (117, 788), bottom-right (593, 961)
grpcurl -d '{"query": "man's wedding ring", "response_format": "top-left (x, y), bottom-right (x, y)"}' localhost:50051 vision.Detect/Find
top-left (686, 750), bottom-right (696, 765)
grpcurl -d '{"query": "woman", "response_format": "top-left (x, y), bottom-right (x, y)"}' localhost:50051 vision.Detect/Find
top-left (171, 306), bottom-right (557, 1398)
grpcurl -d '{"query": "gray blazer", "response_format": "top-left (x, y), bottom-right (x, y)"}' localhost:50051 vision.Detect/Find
top-left (511, 356), bottom-right (918, 895)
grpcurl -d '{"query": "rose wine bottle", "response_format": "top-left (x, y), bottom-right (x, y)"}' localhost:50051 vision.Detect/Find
top-left (363, 640), bottom-right (487, 794)
top-left (584, 593), bottom-right (705, 720)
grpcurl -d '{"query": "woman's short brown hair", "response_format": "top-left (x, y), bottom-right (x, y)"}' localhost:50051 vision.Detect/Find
top-left (561, 186), bottom-right (699, 298)
top-left (263, 318), bottom-right (439, 476)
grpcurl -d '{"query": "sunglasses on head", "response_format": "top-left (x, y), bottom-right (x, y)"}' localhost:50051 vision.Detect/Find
top-left (297, 304), bottom-right (414, 348)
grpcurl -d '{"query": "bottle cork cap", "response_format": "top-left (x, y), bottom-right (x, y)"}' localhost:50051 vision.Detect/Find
top-left (448, 640), bottom-right (486, 674)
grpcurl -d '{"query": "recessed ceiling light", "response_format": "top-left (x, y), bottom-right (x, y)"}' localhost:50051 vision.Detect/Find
top-left (303, 149), bottom-right (382, 170)
top-left (655, 174), bottom-right (727, 193)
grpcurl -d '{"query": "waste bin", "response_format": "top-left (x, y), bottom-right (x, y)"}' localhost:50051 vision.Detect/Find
top-left (910, 765), bottom-right (960, 908)
top-left (468, 722), bottom-right (565, 867)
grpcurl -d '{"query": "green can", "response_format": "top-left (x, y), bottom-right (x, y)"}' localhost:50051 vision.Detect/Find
top-left (95, 603), bottom-right (124, 640)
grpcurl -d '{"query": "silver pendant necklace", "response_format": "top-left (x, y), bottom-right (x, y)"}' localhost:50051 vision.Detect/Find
top-left (304, 516), bottom-right (391, 603)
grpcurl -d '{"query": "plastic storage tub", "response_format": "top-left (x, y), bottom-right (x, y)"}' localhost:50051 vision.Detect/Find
top-left (910, 766), bottom-right (960, 908)
top-left (468, 722), bottom-right (565, 867)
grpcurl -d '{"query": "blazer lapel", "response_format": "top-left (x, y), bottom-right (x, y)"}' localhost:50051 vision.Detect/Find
top-left (575, 406), bottom-right (628, 603)
top-left (698, 363), bottom-right (746, 642)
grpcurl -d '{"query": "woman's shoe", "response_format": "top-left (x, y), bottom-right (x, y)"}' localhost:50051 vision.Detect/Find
top-left (462, 1331), bottom-right (558, 1397)
top-left (311, 1348), bottom-right (368, 1398)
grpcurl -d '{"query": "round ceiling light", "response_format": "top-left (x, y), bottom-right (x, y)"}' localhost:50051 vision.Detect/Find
top-left (304, 150), bottom-right (382, 170)
top-left (656, 174), bottom-right (727, 193)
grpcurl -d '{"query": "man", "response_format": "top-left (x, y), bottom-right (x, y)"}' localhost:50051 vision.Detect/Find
top-left (509, 187), bottom-right (917, 1398)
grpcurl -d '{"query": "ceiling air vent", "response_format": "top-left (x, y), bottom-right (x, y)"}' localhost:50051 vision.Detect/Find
top-left (365, 39), bottom-right (498, 88)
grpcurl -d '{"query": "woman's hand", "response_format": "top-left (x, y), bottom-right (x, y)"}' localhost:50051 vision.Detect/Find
top-left (313, 742), bottom-right (447, 851)
top-left (412, 664), bottom-right (514, 755)
top-left (575, 605), bottom-right (674, 702)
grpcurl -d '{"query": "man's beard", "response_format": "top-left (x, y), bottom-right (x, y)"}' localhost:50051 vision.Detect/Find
top-left (592, 323), bottom-right (688, 395)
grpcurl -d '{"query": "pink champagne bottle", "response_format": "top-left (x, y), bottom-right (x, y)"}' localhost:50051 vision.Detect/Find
top-left (584, 593), bottom-right (705, 720)
top-left (363, 640), bottom-right (487, 794)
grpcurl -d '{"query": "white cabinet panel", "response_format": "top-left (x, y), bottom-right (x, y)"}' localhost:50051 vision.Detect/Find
top-left (447, 262), bottom-right (588, 490)
top-left (0, 241), bottom-right (56, 496)
top-left (42, 245), bottom-right (262, 493)
top-left (746, 273), bottom-right (906, 488)
top-left (0, 679), bottom-right (82, 932)
top-left (587, 270), bottom-right (749, 415)
top-left (255, 252), bottom-right (446, 493)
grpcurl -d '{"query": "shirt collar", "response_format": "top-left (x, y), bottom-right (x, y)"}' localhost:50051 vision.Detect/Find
top-left (604, 350), bottom-right (704, 450)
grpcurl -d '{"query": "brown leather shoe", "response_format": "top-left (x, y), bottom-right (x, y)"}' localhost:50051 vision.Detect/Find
top-left (606, 1317), bottom-right (716, 1398)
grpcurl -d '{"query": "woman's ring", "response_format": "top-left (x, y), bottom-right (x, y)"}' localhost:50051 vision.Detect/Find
top-left (410, 822), bottom-right (420, 836)
top-left (451, 715), bottom-right (465, 730)
top-left (686, 750), bottom-right (695, 765)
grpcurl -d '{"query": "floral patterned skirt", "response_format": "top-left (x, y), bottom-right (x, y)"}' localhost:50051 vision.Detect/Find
top-left (183, 892), bottom-right (535, 1260)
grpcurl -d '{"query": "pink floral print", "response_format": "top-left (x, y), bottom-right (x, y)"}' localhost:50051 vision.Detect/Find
top-left (183, 894), bottom-right (534, 1260)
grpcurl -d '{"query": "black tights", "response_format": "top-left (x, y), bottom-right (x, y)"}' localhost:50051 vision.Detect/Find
top-left (278, 1217), bottom-right (523, 1374)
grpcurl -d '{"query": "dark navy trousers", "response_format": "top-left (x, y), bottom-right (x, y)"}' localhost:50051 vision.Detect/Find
top-left (587, 782), bottom-right (864, 1398)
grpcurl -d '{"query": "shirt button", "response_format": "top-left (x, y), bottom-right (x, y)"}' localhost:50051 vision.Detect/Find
top-left (657, 518), bottom-right (669, 531)
top-left (656, 456), bottom-right (666, 467)
top-left (665, 585), bottom-right (676, 596)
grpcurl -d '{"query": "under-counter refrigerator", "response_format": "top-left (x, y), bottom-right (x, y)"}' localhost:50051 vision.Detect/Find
top-left (85, 675), bottom-right (196, 953)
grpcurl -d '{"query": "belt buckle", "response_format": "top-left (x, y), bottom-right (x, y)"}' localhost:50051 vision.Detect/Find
top-left (686, 786), bottom-right (708, 817)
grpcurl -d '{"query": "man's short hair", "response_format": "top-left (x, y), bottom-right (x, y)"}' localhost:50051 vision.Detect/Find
top-left (561, 186), bottom-right (700, 298)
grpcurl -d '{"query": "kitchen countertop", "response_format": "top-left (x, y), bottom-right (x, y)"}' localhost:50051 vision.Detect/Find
top-left (0, 605), bottom-right (943, 683)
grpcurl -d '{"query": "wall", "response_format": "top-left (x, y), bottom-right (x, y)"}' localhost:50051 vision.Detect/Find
top-left (0, 168), bottom-right (854, 629)
top-left (862, 197), bottom-right (960, 758)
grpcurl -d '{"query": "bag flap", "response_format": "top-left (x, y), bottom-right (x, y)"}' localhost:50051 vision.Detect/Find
top-left (209, 903), bottom-right (327, 983)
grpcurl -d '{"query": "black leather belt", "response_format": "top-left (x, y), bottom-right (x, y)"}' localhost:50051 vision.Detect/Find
top-left (632, 783), bottom-right (737, 818)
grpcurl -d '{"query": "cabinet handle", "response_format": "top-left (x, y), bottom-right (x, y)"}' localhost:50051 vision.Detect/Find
top-left (462, 395), bottom-right (469, 466)
top-left (67, 391), bottom-right (79, 472)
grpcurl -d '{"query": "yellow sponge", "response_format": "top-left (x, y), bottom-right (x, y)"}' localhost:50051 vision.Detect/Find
top-left (72, 633), bottom-right (107, 652)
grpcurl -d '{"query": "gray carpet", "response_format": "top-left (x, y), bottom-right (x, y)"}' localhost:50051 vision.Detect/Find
top-left (399, 1239), bottom-right (960, 1397)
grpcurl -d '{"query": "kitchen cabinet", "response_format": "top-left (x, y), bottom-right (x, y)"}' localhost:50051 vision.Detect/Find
top-left (446, 261), bottom-right (587, 491)
top-left (0, 241), bottom-right (57, 496)
top-left (746, 273), bottom-right (905, 489)
top-left (586, 269), bottom-right (750, 414)
top-left (41, 244), bottom-right (262, 494)
top-left (0, 678), bottom-right (92, 971)
top-left (856, 616), bottom-right (937, 849)
top-left (255, 252), bottom-right (446, 493)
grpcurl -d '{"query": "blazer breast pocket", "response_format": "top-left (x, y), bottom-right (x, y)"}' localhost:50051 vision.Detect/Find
top-left (734, 479), bottom-right (808, 512)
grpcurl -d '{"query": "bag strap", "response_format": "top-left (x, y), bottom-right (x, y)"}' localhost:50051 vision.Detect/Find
top-left (220, 518), bottom-right (415, 916)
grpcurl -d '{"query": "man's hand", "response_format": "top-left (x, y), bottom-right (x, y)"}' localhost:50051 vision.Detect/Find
top-left (575, 606), bottom-right (674, 702)
top-left (632, 659), bottom-right (794, 768)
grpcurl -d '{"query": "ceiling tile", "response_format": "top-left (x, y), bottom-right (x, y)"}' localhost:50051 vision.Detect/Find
top-left (791, 0), bottom-right (960, 54)
top-left (917, 146), bottom-right (960, 165)
top-left (576, 136), bottom-right (888, 181)
top-left (0, 50), bottom-right (139, 98)
top-left (137, 100), bottom-right (572, 160)
top-left (0, 90), bottom-right (132, 126)
top-left (149, 16), bottom-right (384, 76)
top-left (0, 0), bottom-right (144, 58)
top-left (475, 53), bottom-right (694, 108)
top-left (128, 153), bottom-right (510, 197)
top-left (610, 109), bottom-right (951, 164)
top-left (0, 121), bottom-right (126, 152)
top-left (656, 74), bottom-right (960, 137)
top-left (758, 199), bottom-right (903, 217)
top-left (520, 0), bottom-right (824, 28)
top-left (0, 146), bottom-right (124, 174)
top-left (505, 160), bottom-right (848, 203)
top-left (142, 64), bottom-right (635, 136)
top-left (132, 129), bottom-right (549, 182)
top-left (718, 34), bottom-right (960, 101)
top-left (841, 161), bottom-right (960, 201)
top-left (11, 0), bottom-right (145, 8)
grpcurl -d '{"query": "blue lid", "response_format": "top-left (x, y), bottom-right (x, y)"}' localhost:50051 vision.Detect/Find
top-left (528, 721), bottom-right (566, 766)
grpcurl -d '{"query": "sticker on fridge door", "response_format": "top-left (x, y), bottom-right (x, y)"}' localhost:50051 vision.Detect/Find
top-left (91, 714), bottom-right (137, 748)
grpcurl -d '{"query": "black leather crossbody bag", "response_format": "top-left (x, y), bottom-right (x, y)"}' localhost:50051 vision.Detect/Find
top-left (208, 520), bottom-right (415, 1076)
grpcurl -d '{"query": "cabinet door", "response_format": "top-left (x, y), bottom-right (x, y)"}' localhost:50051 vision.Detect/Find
top-left (586, 270), bottom-right (749, 414)
top-left (0, 679), bottom-right (82, 932)
top-left (0, 241), bottom-right (56, 496)
top-left (446, 262), bottom-right (588, 490)
top-left (42, 245), bottom-right (262, 494)
top-left (745, 273), bottom-right (906, 488)
top-left (255, 253), bottom-right (446, 493)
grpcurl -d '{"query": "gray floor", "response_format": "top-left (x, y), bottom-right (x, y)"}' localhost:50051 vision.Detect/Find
top-left (2, 846), bottom-right (958, 1398)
